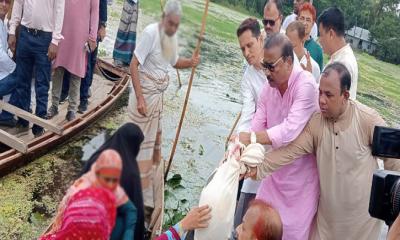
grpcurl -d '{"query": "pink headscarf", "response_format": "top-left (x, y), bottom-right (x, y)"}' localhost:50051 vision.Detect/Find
top-left (40, 187), bottom-right (117, 240)
top-left (48, 150), bottom-right (129, 235)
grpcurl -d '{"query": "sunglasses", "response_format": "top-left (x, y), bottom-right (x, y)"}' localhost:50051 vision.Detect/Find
top-left (262, 16), bottom-right (281, 27)
top-left (0, 0), bottom-right (11, 4)
top-left (261, 56), bottom-right (283, 72)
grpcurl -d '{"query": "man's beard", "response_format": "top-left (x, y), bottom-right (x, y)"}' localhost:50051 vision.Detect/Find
top-left (160, 28), bottom-right (178, 63)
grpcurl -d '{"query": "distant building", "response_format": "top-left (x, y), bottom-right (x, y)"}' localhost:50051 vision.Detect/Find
top-left (345, 26), bottom-right (377, 54)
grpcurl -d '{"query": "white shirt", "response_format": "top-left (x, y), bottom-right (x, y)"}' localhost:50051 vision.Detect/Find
top-left (0, 19), bottom-right (16, 81)
top-left (237, 65), bottom-right (266, 132)
top-left (9, 0), bottom-right (65, 45)
top-left (325, 44), bottom-right (358, 100)
top-left (299, 50), bottom-right (320, 84)
top-left (134, 23), bottom-right (179, 80)
top-left (282, 13), bottom-right (318, 40)
top-left (236, 65), bottom-right (266, 194)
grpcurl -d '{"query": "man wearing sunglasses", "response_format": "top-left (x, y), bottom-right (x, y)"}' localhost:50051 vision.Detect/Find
top-left (239, 33), bottom-right (319, 240)
top-left (262, 0), bottom-right (284, 37)
top-left (0, 0), bottom-right (16, 98)
top-left (262, 0), bottom-right (300, 67)
top-left (244, 62), bottom-right (399, 240)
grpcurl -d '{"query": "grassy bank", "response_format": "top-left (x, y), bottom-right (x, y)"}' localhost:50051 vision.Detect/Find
top-left (140, 0), bottom-right (246, 42)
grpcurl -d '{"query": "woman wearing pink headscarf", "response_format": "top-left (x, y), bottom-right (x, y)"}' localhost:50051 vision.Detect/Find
top-left (42, 150), bottom-right (137, 240)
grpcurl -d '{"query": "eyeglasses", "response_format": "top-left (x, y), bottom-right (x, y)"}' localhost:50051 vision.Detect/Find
top-left (261, 56), bottom-right (283, 72)
top-left (0, 0), bottom-right (11, 4)
top-left (262, 16), bottom-right (281, 27)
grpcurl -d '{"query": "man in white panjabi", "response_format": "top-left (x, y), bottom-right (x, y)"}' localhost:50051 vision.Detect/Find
top-left (127, 0), bottom-right (200, 226)
top-left (318, 7), bottom-right (358, 99)
top-left (232, 18), bottom-right (266, 234)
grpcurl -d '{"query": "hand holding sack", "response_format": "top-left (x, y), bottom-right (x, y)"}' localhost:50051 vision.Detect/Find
top-left (195, 135), bottom-right (264, 240)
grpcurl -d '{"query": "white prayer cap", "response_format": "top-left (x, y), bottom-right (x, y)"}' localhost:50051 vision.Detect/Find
top-left (164, 0), bottom-right (182, 17)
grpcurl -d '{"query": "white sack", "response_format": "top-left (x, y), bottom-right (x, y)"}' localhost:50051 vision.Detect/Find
top-left (195, 136), bottom-right (264, 240)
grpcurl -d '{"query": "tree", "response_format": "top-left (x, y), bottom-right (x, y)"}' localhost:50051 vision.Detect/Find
top-left (369, 12), bottom-right (400, 64)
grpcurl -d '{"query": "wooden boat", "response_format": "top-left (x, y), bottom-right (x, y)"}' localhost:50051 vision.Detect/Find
top-left (1, 58), bottom-right (164, 239)
top-left (0, 59), bottom-right (130, 177)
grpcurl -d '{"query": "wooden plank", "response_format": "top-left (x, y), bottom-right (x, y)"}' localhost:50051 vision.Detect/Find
top-left (0, 129), bottom-right (27, 153)
top-left (0, 101), bottom-right (63, 135)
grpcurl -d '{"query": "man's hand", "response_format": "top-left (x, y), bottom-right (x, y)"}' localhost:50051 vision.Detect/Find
top-left (181, 205), bottom-right (212, 231)
top-left (98, 26), bottom-right (106, 42)
top-left (239, 132), bottom-right (251, 145)
top-left (8, 34), bottom-right (16, 54)
top-left (245, 166), bottom-right (257, 179)
top-left (88, 40), bottom-right (97, 52)
top-left (47, 43), bottom-right (58, 61)
top-left (388, 214), bottom-right (400, 240)
top-left (190, 55), bottom-right (201, 68)
top-left (300, 51), bottom-right (313, 73)
top-left (136, 96), bottom-right (147, 117)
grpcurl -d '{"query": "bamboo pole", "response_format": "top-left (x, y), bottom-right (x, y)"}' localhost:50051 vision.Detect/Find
top-left (159, 0), bottom-right (164, 12)
top-left (164, 0), bottom-right (210, 181)
top-left (225, 112), bottom-right (242, 148)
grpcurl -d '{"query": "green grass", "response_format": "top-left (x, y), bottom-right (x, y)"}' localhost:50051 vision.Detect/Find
top-left (356, 52), bottom-right (400, 125)
top-left (140, 0), bottom-right (239, 42)
top-left (208, 0), bottom-right (262, 18)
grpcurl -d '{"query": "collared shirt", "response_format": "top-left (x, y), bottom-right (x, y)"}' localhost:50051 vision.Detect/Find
top-left (258, 100), bottom-right (400, 240)
top-left (9, 0), bottom-right (65, 45)
top-left (236, 64), bottom-right (266, 194)
top-left (0, 19), bottom-right (16, 81)
top-left (251, 66), bottom-right (320, 239)
top-left (282, 13), bottom-right (318, 40)
top-left (305, 37), bottom-right (323, 70)
top-left (325, 44), bottom-right (358, 100)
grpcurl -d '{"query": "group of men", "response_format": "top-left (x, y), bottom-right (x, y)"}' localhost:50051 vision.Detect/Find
top-left (0, 0), bottom-right (139, 137)
top-left (1, 0), bottom-right (399, 239)
top-left (232, 1), bottom-right (399, 240)
top-left (120, 0), bottom-right (399, 239)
